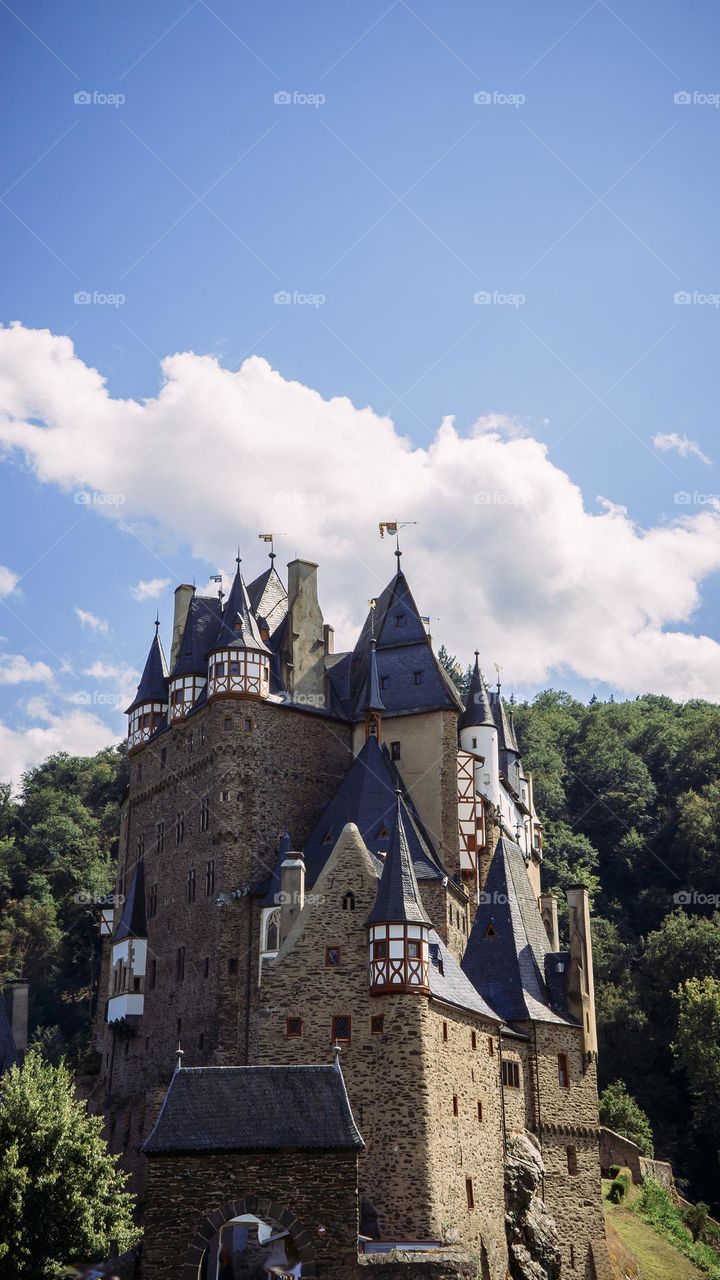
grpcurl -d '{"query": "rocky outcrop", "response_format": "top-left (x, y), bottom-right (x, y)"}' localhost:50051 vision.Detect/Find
top-left (505, 1132), bottom-right (561, 1280)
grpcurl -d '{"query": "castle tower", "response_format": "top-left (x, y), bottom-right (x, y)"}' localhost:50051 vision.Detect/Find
top-left (107, 862), bottom-right (148, 1026)
top-left (207, 557), bottom-right (271, 700)
top-left (125, 621), bottom-right (169, 751)
top-left (360, 636), bottom-right (385, 742)
top-left (459, 653), bottom-right (500, 807)
top-left (167, 591), bottom-right (213, 720)
top-left (367, 796), bottom-right (431, 995)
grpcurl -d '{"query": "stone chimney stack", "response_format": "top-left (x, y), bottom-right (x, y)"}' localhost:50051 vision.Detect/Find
top-left (5, 980), bottom-right (29, 1061)
top-left (539, 894), bottom-right (560, 952)
top-left (279, 851), bottom-right (305, 946)
top-left (286, 560), bottom-right (326, 706)
top-left (171, 584), bottom-right (194, 669)
top-left (565, 886), bottom-right (598, 1064)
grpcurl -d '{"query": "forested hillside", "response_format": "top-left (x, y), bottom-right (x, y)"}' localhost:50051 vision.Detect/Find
top-left (3, 688), bottom-right (720, 1208)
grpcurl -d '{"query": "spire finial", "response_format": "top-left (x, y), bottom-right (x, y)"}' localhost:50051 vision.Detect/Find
top-left (332, 1041), bottom-right (342, 1068)
top-left (474, 649), bottom-right (480, 662)
top-left (175, 1043), bottom-right (184, 1072)
top-left (154, 613), bottom-right (160, 635)
top-left (236, 546), bottom-right (242, 571)
top-left (494, 661), bottom-right (502, 693)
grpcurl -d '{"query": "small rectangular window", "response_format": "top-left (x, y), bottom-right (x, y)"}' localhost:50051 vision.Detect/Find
top-left (371, 1014), bottom-right (384, 1035)
top-left (558, 1053), bottom-right (570, 1088)
top-left (203, 955), bottom-right (210, 978)
top-left (176, 947), bottom-right (185, 982)
top-left (221, 789), bottom-right (230, 802)
top-left (156, 821), bottom-right (164, 854)
top-left (413, 670), bottom-right (423, 685)
top-left (243, 717), bottom-right (252, 732)
top-left (228, 957), bottom-right (238, 976)
top-left (380, 675), bottom-right (389, 691)
top-left (205, 859), bottom-right (215, 896)
top-left (186, 867), bottom-right (196, 904)
top-left (502, 1060), bottom-right (521, 1089)
top-left (160, 747), bottom-right (167, 769)
top-left (224, 716), bottom-right (233, 732)
top-left (287, 1017), bottom-right (303, 1037)
top-left (465, 1177), bottom-right (474, 1210)
top-left (176, 811), bottom-right (184, 844)
top-left (471, 1030), bottom-right (477, 1050)
top-left (147, 883), bottom-right (158, 919)
top-left (390, 741), bottom-right (401, 761)
top-left (200, 795), bottom-right (210, 832)
top-left (452, 1095), bottom-right (458, 1116)
top-left (477, 1100), bottom-right (483, 1122)
top-left (177, 1016), bottom-right (182, 1038)
top-left (325, 946), bottom-right (340, 967)
top-left (136, 832), bottom-right (145, 860)
top-left (488, 1036), bottom-right (494, 1057)
top-left (566, 1145), bottom-right (578, 1175)
top-left (149, 957), bottom-right (157, 990)
top-left (442, 1021), bottom-right (448, 1042)
top-left (332, 1015), bottom-right (351, 1043)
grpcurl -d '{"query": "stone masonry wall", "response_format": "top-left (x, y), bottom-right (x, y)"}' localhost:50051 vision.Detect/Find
top-left (141, 1149), bottom-right (359, 1280)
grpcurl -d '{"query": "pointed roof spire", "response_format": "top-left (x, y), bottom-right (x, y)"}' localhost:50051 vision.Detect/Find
top-left (175, 1043), bottom-right (184, 1072)
top-left (213, 562), bottom-right (270, 654)
top-left (126, 628), bottom-right (169, 712)
top-left (367, 792), bottom-right (431, 926)
top-left (458, 652), bottom-right (495, 731)
top-left (113, 861), bottom-right (147, 942)
top-left (360, 637), bottom-right (385, 714)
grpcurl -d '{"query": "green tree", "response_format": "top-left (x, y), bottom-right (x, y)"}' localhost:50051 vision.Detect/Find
top-left (599, 1080), bottom-right (654, 1156)
top-left (673, 976), bottom-right (720, 1139)
top-left (0, 1047), bottom-right (139, 1278)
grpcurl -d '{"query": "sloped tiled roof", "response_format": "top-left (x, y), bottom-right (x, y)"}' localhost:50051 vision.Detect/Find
top-left (126, 630), bottom-right (169, 713)
top-left (113, 862), bottom-right (147, 942)
top-left (427, 931), bottom-right (501, 1022)
top-left (247, 562), bottom-right (288, 637)
top-left (170, 594), bottom-right (222, 678)
top-left (458, 655), bottom-right (495, 731)
top-left (143, 1063), bottom-right (364, 1154)
top-left (367, 799), bottom-right (431, 926)
top-left (212, 567), bottom-right (271, 654)
top-left (358, 638), bottom-right (385, 714)
top-left (462, 837), bottom-right (571, 1025)
top-left (302, 736), bottom-right (446, 888)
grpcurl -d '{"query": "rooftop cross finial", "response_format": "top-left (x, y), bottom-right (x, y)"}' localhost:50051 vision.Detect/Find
top-left (175, 1043), bottom-right (184, 1072)
top-left (494, 662), bottom-right (502, 693)
top-left (236, 546), bottom-right (242, 571)
top-left (154, 613), bottom-right (160, 635)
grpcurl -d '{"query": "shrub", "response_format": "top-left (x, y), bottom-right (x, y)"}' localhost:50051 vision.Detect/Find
top-left (608, 1164), bottom-right (621, 1179)
top-left (608, 1173), bottom-right (630, 1204)
top-left (685, 1202), bottom-right (710, 1243)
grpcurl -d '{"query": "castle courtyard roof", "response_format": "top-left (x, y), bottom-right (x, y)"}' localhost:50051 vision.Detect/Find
top-left (143, 1063), bottom-right (364, 1154)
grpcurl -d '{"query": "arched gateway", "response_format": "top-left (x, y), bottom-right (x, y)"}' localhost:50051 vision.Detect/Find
top-left (183, 1197), bottom-right (317, 1279)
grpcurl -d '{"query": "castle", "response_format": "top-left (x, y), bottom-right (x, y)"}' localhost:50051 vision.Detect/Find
top-left (93, 542), bottom-right (610, 1280)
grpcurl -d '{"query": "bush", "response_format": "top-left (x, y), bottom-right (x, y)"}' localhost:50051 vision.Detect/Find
top-left (638, 1182), bottom-right (720, 1279)
top-left (685, 1202), bottom-right (710, 1243)
top-left (608, 1173), bottom-right (630, 1204)
top-left (608, 1164), bottom-right (621, 1179)
top-left (599, 1081), bottom-right (654, 1156)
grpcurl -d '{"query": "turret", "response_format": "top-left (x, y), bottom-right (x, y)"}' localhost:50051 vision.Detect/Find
top-left (168, 592), bottom-right (212, 721)
top-left (107, 863), bottom-right (148, 1026)
top-left (367, 794), bottom-right (431, 995)
top-left (459, 653), bottom-right (500, 809)
top-left (361, 637), bottom-right (385, 742)
top-left (566, 885), bottom-right (598, 1063)
top-left (207, 556), bottom-right (271, 701)
top-left (126, 621), bottom-right (169, 750)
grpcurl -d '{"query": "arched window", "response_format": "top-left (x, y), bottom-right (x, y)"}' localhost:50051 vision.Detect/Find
top-left (342, 891), bottom-right (355, 912)
top-left (264, 908), bottom-right (281, 953)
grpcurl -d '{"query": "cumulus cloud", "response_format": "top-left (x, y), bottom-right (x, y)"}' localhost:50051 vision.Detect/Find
top-left (0, 566), bottom-right (18, 597)
top-left (1, 323), bottom-right (720, 700)
top-left (0, 699), bottom-right (116, 789)
top-left (74, 607), bottom-right (110, 635)
top-left (130, 577), bottom-right (170, 602)
top-left (652, 432), bottom-right (712, 466)
top-left (0, 654), bottom-right (53, 685)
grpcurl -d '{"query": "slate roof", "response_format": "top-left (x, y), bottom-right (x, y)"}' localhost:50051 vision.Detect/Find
top-left (212, 567), bottom-right (271, 654)
top-left (126, 629), bottom-right (169, 713)
top-left (359, 638), bottom-right (385, 714)
top-left (458, 655), bottom-right (495, 731)
top-left (143, 1063), bottom-right (364, 1154)
top-left (247, 562), bottom-right (288, 638)
top-left (367, 799), bottom-right (431, 926)
top-left (330, 567), bottom-right (463, 720)
top-left (170, 594), bottom-right (222, 678)
top-left (461, 837), bottom-right (571, 1025)
top-left (260, 831), bottom-right (292, 907)
top-left (113, 862), bottom-right (148, 943)
top-left (490, 689), bottom-right (519, 755)
top-left (0, 996), bottom-right (19, 1075)
top-left (427, 931), bottom-right (502, 1022)
top-left (302, 735), bottom-right (447, 888)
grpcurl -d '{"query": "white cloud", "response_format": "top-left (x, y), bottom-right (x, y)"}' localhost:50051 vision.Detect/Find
top-left (0, 699), bottom-right (116, 789)
top-left (652, 432), bottom-right (712, 466)
top-left (0, 654), bottom-right (53, 685)
top-left (82, 660), bottom-right (138, 682)
top-left (74, 607), bottom-right (110, 635)
top-left (130, 577), bottom-right (170, 602)
top-left (1, 323), bottom-right (720, 700)
top-left (0, 566), bottom-right (18, 597)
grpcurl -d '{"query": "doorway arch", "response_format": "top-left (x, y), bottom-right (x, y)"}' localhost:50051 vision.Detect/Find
top-left (183, 1195), bottom-right (318, 1279)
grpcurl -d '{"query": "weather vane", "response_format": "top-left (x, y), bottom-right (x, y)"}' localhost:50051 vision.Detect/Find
top-left (378, 520), bottom-right (417, 561)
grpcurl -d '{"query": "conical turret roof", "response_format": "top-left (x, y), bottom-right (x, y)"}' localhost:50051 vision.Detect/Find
top-left (126, 627), bottom-right (169, 713)
top-left (113, 861), bottom-right (148, 942)
top-left (458, 653), bottom-right (495, 730)
top-left (359, 638), bottom-right (385, 714)
top-left (212, 565), bottom-right (271, 654)
top-left (367, 796), bottom-right (431, 926)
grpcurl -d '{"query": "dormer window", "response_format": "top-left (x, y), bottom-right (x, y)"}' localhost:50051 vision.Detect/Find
top-left (484, 923), bottom-right (496, 939)
top-left (322, 830), bottom-right (333, 845)
top-left (394, 613), bottom-right (406, 627)
top-left (380, 676), bottom-right (389, 690)
top-left (413, 671), bottom-right (423, 685)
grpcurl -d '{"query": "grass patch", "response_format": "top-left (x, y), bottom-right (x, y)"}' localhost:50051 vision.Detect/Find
top-left (634, 1181), bottom-right (720, 1279)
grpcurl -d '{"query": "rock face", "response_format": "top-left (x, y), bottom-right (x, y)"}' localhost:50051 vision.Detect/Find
top-left (505, 1132), bottom-right (561, 1280)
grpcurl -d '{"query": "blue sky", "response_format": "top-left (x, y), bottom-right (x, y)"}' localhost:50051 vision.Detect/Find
top-left (0, 0), bottom-right (719, 779)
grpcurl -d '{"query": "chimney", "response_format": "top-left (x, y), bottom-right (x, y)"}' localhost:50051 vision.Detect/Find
top-left (539, 894), bottom-right (560, 952)
top-left (279, 852), bottom-right (305, 946)
top-left (286, 560), bottom-right (326, 705)
top-left (323, 623), bottom-right (335, 655)
top-left (5, 980), bottom-right (29, 1061)
top-left (565, 886), bottom-right (598, 1064)
top-left (170, 584), bottom-right (194, 669)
